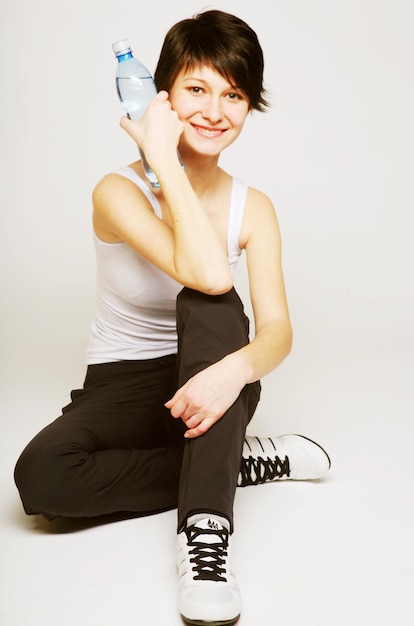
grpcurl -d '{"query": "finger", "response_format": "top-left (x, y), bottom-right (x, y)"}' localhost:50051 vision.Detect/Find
top-left (155, 90), bottom-right (169, 101)
top-left (165, 396), bottom-right (188, 419)
top-left (165, 381), bottom-right (187, 408)
top-left (164, 389), bottom-right (180, 409)
top-left (182, 413), bottom-right (203, 429)
top-left (184, 418), bottom-right (215, 439)
top-left (119, 115), bottom-right (132, 130)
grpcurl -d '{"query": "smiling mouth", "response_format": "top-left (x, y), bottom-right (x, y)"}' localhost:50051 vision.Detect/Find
top-left (192, 124), bottom-right (227, 137)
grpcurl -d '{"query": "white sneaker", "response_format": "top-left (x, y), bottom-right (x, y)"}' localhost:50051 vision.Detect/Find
top-left (238, 434), bottom-right (331, 486)
top-left (177, 514), bottom-right (240, 625)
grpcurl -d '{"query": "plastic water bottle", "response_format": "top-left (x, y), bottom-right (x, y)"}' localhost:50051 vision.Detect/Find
top-left (112, 39), bottom-right (159, 188)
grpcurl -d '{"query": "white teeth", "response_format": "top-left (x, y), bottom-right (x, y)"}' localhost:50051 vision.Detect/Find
top-left (194, 126), bottom-right (224, 136)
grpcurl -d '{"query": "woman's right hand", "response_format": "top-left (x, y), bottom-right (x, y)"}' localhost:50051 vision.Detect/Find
top-left (119, 91), bottom-right (184, 170)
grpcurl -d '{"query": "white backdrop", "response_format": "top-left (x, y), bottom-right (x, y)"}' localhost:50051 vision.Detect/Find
top-left (1, 0), bottom-right (413, 436)
top-left (1, 2), bottom-right (414, 625)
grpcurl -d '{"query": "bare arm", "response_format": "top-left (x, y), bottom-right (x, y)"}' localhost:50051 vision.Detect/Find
top-left (92, 91), bottom-right (232, 295)
top-left (166, 188), bottom-right (293, 437)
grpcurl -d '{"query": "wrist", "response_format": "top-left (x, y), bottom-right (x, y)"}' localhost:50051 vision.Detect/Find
top-left (223, 350), bottom-right (254, 387)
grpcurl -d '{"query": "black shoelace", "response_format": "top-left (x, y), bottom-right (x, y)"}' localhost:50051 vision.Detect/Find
top-left (186, 523), bottom-right (229, 582)
top-left (239, 452), bottom-right (291, 486)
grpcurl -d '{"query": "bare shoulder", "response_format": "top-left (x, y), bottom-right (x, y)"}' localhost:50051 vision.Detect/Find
top-left (245, 186), bottom-right (276, 213)
top-left (91, 170), bottom-right (154, 243)
top-left (240, 186), bottom-right (279, 247)
top-left (92, 171), bottom-right (142, 208)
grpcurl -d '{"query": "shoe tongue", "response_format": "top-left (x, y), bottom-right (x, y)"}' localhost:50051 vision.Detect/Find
top-left (187, 513), bottom-right (230, 533)
top-left (198, 518), bottom-right (223, 531)
top-left (191, 519), bottom-right (226, 546)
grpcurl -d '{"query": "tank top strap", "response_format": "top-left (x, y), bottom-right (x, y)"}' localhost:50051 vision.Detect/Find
top-left (227, 177), bottom-right (248, 266)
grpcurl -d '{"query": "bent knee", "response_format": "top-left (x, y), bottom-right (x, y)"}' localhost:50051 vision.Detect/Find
top-left (14, 433), bottom-right (86, 519)
top-left (14, 438), bottom-right (57, 516)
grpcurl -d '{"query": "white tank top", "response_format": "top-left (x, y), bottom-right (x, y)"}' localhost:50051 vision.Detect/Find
top-left (87, 167), bottom-right (247, 364)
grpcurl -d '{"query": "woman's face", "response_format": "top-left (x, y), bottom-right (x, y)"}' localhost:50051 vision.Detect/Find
top-left (168, 64), bottom-right (250, 157)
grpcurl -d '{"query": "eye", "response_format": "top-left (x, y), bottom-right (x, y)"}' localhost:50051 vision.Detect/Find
top-left (227, 92), bottom-right (244, 102)
top-left (188, 86), bottom-right (204, 95)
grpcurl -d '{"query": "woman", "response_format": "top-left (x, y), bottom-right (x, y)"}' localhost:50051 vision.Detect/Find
top-left (14, 10), bottom-right (330, 625)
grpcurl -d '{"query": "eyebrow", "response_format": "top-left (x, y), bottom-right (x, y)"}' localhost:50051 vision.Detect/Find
top-left (181, 76), bottom-right (242, 92)
top-left (181, 76), bottom-right (208, 83)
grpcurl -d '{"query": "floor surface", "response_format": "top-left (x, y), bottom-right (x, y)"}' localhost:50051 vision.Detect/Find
top-left (1, 341), bottom-right (413, 626)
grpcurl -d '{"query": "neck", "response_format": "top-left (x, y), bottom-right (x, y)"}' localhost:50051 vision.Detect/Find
top-left (179, 151), bottom-right (224, 198)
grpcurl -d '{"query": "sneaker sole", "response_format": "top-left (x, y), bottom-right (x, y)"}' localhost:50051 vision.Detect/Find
top-left (181, 615), bottom-right (240, 626)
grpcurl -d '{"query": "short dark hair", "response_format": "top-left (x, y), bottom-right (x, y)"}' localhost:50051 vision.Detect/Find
top-left (154, 9), bottom-right (269, 112)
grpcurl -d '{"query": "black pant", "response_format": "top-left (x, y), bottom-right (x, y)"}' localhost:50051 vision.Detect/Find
top-left (14, 288), bottom-right (260, 532)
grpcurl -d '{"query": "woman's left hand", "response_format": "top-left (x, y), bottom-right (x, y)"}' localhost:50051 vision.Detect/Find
top-left (165, 356), bottom-right (247, 438)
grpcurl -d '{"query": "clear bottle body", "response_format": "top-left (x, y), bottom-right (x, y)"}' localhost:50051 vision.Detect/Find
top-left (114, 48), bottom-right (159, 188)
top-left (115, 75), bottom-right (157, 121)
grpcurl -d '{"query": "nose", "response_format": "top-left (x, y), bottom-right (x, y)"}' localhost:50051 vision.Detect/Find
top-left (201, 96), bottom-right (224, 124)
